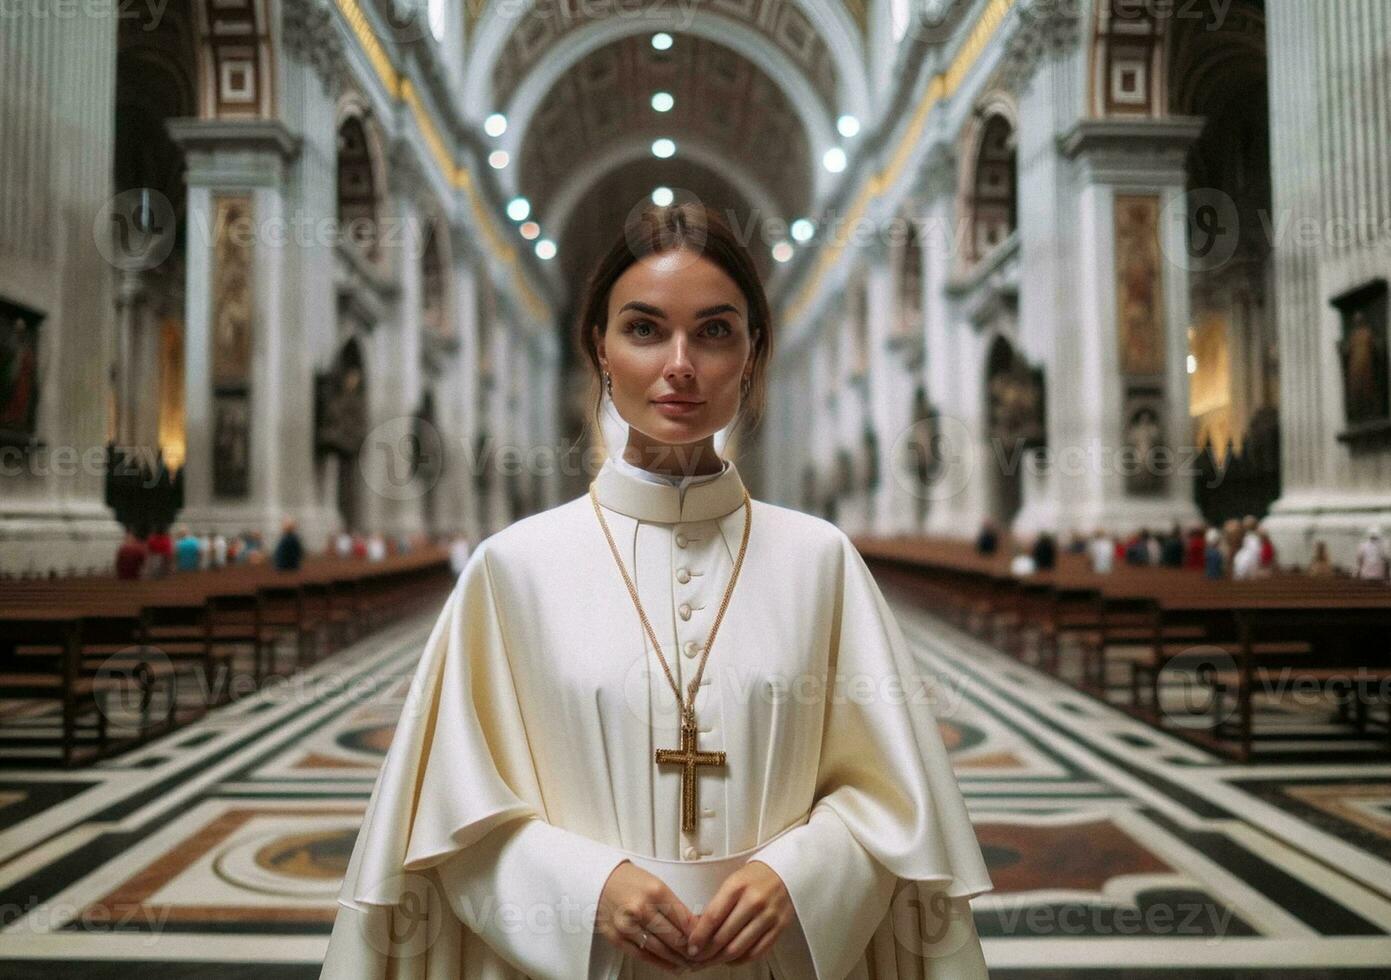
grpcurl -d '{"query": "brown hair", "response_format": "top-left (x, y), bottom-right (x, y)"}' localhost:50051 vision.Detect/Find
top-left (574, 202), bottom-right (773, 444)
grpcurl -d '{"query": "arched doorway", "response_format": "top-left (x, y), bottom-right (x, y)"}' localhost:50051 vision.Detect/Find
top-left (111, 0), bottom-right (197, 472)
top-left (1170, 0), bottom-right (1279, 519)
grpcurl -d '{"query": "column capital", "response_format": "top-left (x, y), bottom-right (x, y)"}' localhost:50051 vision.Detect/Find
top-left (167, 119), bottom-right (302, 188)
top-left (1058, 117), bottom-right (1206, 186)
top-left (998, 0), bottom-right (1086, 96)
top-left (283, 0), bottom-right (346, 97)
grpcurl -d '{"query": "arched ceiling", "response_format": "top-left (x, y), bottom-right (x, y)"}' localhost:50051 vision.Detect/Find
top-left (490, 0), bottom-right (845, 114)
top-left (465, 0), bottom-right (867, 301)
top-left (552, 160), bottom-right (771, 325)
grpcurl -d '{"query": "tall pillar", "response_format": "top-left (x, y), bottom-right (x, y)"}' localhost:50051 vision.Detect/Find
top-left (918, 148), bottom-right (965, 537)
top-left (449, 233), bottom-right (484, 541)
top-left (383, 149), bottom-right (427, 540)
top-left (1263, 0), bottom-right (1391, 567)
top-left (1058, 119), bottom-right (1205, 534)
top-left (0, 7), bottom-right (121, 573)
top-left (168, 120), bottom-right (301, 540)
top-left (278, 14), bottom-right (344, 547)
top-left (1010, 40), bottom-right (1084, 537)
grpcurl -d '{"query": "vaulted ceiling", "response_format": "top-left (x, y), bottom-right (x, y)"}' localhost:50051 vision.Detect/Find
top-left (463, 0), bottom-right (871, 303)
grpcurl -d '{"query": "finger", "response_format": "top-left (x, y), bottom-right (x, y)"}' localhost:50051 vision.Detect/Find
top-left (716, 912), bottom-right (774, 965)
top-left (616, 934), bottom-right (689, 974)
top-left (624, 918), bottom-right (692, 971)
top-left (693, 897), bottom-right (759, 963)
top-left (686, 881), bottom-right (739, 951)
top-left (644, 907), bottom-right (692, 954)
top-left (728, 919), bottom-right (782, 965)
top-left (651, 891), bottom-right (697, 939)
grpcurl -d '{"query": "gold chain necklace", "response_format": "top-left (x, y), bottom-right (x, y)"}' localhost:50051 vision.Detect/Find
top-left (588, 481), bottom-right (752, 833)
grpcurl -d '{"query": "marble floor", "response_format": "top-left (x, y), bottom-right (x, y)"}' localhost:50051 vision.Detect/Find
top-left (1, 586), bottom-right (1389, 978)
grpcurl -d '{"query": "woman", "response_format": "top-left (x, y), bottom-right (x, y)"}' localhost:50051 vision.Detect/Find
top-left (323, 204), bottom-right (993, 979)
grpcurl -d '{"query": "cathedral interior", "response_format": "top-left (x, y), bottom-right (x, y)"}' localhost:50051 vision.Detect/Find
top-left (2, 0), bottom-right (1391, 975)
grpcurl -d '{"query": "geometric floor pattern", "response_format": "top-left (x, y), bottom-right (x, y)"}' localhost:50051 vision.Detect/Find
top-left (1, 588), bottom-right (1389, 978)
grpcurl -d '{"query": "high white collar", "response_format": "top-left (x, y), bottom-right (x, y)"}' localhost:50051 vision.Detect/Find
top-left (591, 455), bottom-right (747, 523)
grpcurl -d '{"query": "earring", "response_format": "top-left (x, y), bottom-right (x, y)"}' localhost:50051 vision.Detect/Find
top-left (604, 371), bottom-right (613, 396)
top-left (740, 376), bottom-right (751, 398)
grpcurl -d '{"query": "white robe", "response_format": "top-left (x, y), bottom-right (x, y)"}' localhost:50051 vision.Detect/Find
top-left (323, 456), bottom-right (994, 979)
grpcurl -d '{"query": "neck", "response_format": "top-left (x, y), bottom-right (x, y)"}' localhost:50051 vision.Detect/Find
top-left (620, 437), bottom-right (723, 478)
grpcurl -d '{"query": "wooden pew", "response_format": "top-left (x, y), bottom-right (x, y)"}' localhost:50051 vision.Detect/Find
top-left (0, 547), bottom-right (454, 766)
top-left (853, 535), bottom-right (1391, 761)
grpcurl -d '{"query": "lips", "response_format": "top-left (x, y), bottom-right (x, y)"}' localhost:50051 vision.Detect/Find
top-left (652, 397), bottom-right (703, 405)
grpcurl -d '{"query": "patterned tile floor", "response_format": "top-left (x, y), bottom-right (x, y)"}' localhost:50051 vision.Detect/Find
top-left (1, 586), bottom-right (1389, 978)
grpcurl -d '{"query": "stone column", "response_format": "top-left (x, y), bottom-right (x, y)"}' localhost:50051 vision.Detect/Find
top-left (0, 8), bottom-right (121, 573)
top-left (1058, 119), bottom-right (1205, 534)
top-left (449, 232), bottom-right (484, 540)
top-left (383, 148), bottom-right (427, 540)
top-left (1009, 38), bottom-right (1084, 537)
top-left (487, 311), bottom-right (514, 531)
top-left (1263, 0), bottom-right (1391, 567)
top-left (169, 120), bottom-right (301, 540)
top-left (279, 4), bottom-right (344, 547)
top-left (918, 148), bottom-right (965, 537)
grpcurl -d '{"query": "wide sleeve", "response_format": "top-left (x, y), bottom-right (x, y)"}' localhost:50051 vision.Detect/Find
top-left (751, 533), bottom-right (994, 980)
top-left (322, 543), bottom-right (630, 980)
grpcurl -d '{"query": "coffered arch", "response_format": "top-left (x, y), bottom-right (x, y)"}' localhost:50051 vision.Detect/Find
top-left (493, 9), bottom-right (839, 203)
top-left (540, 134), bottom-right (785, 257)
top-left (463, 0), bottom-right (872, 130)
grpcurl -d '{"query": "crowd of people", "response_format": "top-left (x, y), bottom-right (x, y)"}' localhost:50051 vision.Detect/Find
top-left (975, 516), bottom-right (1391, 584)
top-left (113, 520), bottom-right (477, 582)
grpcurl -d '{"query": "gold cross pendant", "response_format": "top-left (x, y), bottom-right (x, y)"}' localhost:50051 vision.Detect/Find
top-left (655, 711), bottom-right (726, 834)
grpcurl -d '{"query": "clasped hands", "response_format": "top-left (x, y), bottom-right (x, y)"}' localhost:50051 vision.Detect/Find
top-left (596, 858), bottom-right (794, 974)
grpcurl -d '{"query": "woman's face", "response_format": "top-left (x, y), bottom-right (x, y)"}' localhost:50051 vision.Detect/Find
top-left (595, 249), bottom-right (754, 464)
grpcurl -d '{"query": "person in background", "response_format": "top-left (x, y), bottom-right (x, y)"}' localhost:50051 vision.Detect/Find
top-left (366, 532), bottom-right (387, 562)
top-left (334, 531), bottom-right (353, 558)
top-left (1258, 527), bottom-right (1277, 574)
top-left (1354, 526), bottom-right (1389, 583)
top-left (1089, 529), bottom-right (1114, 574)
top-left (1184, 525), bottom-right (1207, 570)
top-left (1031, 531), bottom-right (1057, 572)
top-left (1125, 529), bottom-right (1152, 566)
top-left (350, 533), bottom-right (368, 559)
top-left (1065, 530), bottom-right (1088, 555)
top-left (975, 519), bottom-right (999, 556)
top-left (1233, 528), bottom-right (1263, 581)
top-left (210, 532), bottom-right (228, 569)
top-left (115, 530), bottom-right (147, 580)
top-left (1204, 528), bottom-right (1226, 580)
top-left (1222, 518), bottom-right (1244, 576)
top-left (237, 529), bottom-right (262, 564)
top-left (1159, 522), bottom-right (1185, 568)
top-left (174, 525), bottom-right (202, 573)
top-left (272, 519), bottom-right (304, 572)
top-left (226, 532), bottom-right (243, 564)
top-left (145, 526), bottom-right (173, 578)
top-left (1307, 541), bottom-right (1336, 577)
top-left (1009, 545), bottom-right (1036, 577)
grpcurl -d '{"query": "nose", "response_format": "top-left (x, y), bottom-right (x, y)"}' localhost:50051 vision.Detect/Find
top-left (663, 336), bottom-right (694, 382)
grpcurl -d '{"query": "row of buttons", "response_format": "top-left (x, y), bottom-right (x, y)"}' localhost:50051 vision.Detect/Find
top-left (677, 524), bottom-right (717, 855)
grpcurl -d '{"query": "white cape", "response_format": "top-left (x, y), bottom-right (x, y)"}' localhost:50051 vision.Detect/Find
top-left (323, 458), bottom-right (993, 979)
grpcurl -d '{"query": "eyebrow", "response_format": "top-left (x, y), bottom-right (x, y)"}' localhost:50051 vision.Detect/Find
top-left (617, 301), bottom-right (742, 320)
